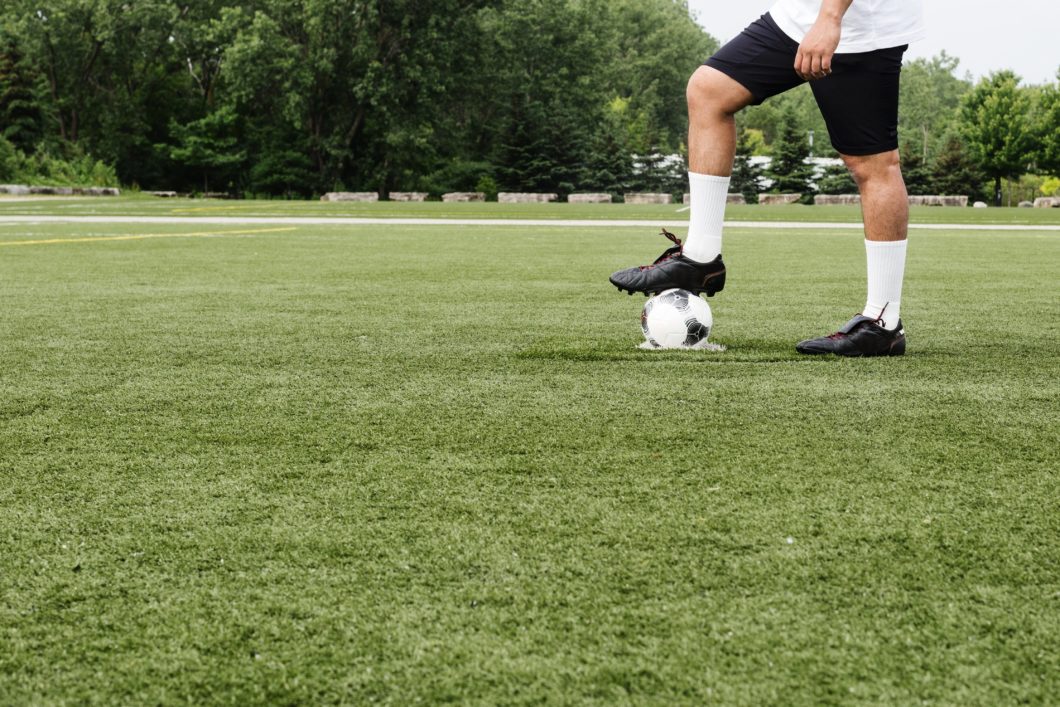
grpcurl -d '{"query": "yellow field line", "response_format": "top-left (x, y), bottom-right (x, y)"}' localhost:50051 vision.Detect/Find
top-left (0, 227), bottom-right (297, 247)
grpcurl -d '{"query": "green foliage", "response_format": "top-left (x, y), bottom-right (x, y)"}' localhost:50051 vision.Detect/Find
top-left (900, 146), bottom-right (935, 195)
top-left (166, 105), bottom-right (246, 193)
top-left (731, 126), bottom-right (764, 203)
top-left (0, 135), bottom-right (118, 185)
top-left (474, 175), bottom-right (498, 201)
top-left (766, 108), bottom-right (814, 198)
top-left (742, 128), bottom-right (768, 156)
top-left (0, 42), bottom-right (45, 151)
top-left (931, 136), bottom-right (987, 202)
top-left (0, 135), bottom-right (25, 181)
top-left (742, 84), bottom-right (834, 158)
top-left (0, 0), bottom-right (724, 195)
top-left (1036, 76), bottom-right (1060, 176)
top-left (578, 98), bottom-right (635, 194)
top-left (898, 52), bottom-right (970, 162)
top-left (959, 71), bottom-right (1037, 205)
top-left (996, 173), bottom-right (1051, 206)
top-left (422, 160), bottom-right (495, 197)
top-left (815, 162), bottom-right (857, 195)
top-left (608, 0), bottom-right (718, 151)
top-left (0, 1), bottom-right (1051, 199)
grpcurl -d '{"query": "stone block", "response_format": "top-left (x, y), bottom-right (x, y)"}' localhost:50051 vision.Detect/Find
top-left (568, 193), bottom-right (613, 204)
top-left (388, 192), bottom-right (428, 202)
top-left (1033, 196), bottom-right (1060, 208)
top-left (146, 191), bottom-right (180, 198)
top-left (1018, 201), bottom-right (1034, 208)
top-left (321, 191), bottom-right (379, 202)
top-left (758, 193), bottom-right (801, 205)
top-left (682, 193), bottom-right (747, 205)
top-left (498, 192), bottom-right (559, 203)
top-left (1, 184), bottom-right (118, 196)
top-left (624, 193), bottom-right (672, 205)
top-left (973, 201), bottom-right (988, 208)
top-left (814, 194), bottom-right (861, 205)
top-left (442, 192), bottom-right (485, 202)
top-left (907, 195), bottom-right (968, 207)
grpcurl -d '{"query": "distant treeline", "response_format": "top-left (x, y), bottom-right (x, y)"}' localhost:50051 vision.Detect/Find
top-left (0, 1), bottom-right (1056, 204)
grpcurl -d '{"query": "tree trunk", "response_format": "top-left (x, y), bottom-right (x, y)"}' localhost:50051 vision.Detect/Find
top-left (994, 176), bottom-right (1002, 207)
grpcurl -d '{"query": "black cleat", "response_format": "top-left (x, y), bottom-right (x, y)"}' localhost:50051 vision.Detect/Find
top-left (609, 229), bottom-right (726, 297)
top-left (795, 315), bottom-right (906, 357)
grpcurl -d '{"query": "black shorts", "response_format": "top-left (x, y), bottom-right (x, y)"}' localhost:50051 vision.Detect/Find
top-left (705, 13), bottom-right (906, 156)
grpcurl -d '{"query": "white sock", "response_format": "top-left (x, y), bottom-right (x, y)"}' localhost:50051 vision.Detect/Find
top-left (682, 172), bottom-right (729, 263)
top-left (863, 239), bottom-right (907, 330)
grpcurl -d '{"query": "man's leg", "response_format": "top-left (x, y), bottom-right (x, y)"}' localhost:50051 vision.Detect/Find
top-left (795, 149), bottom-right (909, 356)
top-left (796, 42), bottom-right (908, 357)
top-left (843, 150), bottom-right (908, 332)
top-left (682, 66), bottom-right (755, 263)
top-left (687, 66), bottom-right (754, 175)
top-left (609, 67), bottom-right (753, 296)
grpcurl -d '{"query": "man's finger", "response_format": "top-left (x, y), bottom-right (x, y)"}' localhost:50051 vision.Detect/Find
top-left (811, 54), bottom-right (823, 78)
top-left (822, 55), bottom-right (833, 74)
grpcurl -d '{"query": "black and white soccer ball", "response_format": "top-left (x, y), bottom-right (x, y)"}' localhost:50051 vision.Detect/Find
top-left (640, 288), bottom-right (713, 349)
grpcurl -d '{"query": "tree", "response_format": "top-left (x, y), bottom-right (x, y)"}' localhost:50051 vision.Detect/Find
top-left (898, 52), bottom-right (971, 162)
top-left (741, 85), bottom-right (833, 157)
top-left (0, 0), bottom-right (725, 194)
top-left (959, 71), bottom-right (1036, 206)
top-left (766, 107), bottom-right (814, 197)
top-left (815, 162), bottom-right (857, 195)
top-left (931, 136), bottom-right (986, 202)
top-left (900, 145), bottom-right (935, 195)
top-left (166, 105), bottom-right (245, 193)
top-left (1035, 70), bottom-right (1060, 177)
top-left (579, 97), bottom-right (635, 194)
top-left (0, 43), bottom-right (44, 151)
top-left (730, 126), bottom-right (764, 203)
top-left (608, 0), bottom-right (718, 153)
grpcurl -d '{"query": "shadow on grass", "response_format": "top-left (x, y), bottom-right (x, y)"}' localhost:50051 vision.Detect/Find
top-left (516, 338), bottom-right (811, 364)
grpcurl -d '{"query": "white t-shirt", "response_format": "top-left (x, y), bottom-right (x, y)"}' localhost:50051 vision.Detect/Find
top-left (769, 0), bottom-right (926, 53)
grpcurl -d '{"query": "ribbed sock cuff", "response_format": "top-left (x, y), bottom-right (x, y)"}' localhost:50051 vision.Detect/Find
top-left (683, 172), bottom-right (729, 263)
top-left (864, 239), bottom-right (907, 330)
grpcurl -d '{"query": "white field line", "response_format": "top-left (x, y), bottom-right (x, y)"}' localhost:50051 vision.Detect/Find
top-left (0, 214), bottom-right (1056, 231)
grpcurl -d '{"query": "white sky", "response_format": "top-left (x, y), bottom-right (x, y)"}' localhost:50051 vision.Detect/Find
top-left (687, 0), bottom-right (1060, 85)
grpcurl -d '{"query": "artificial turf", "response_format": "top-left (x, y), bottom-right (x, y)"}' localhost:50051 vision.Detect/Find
top-left (1, 213), bottom-right (1058, 704)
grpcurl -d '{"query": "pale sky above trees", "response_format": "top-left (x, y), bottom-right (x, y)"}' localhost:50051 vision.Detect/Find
top-left (688, 0), bottom-right (1060, 85)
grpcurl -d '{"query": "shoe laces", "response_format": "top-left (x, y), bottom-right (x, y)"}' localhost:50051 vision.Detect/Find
top-left (638, 229), bottom-right (683, 270)
top-left (826, 307), bottom-right (888, 339)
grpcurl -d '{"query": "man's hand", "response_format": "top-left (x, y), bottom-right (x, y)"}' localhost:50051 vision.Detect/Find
top-left (794, 16), bottom-right (842, 81)
top-left (795, 0), bottom-right (852, 81)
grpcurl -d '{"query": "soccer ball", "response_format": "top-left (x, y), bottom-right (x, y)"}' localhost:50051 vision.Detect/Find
top-left (641, 288), bottom-right (713, 349)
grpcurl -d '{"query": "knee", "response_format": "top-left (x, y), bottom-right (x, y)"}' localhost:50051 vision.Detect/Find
top-left (841, 150), bottom-right (901, 187)
top-left (687, 67), bottom-right (743, 117)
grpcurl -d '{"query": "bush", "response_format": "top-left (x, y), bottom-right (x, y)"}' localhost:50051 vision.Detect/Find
top-left (423, 159), bottom-right (495, 196)
top-left (0, 136), bottom-right (27, 182)
top-left (0, 137), bottom-right (119, 186)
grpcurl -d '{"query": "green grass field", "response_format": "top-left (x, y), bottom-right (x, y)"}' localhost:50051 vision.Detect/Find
top-left (3, 193), bottom-right (1060, 226)
top-left (1, 205), bottom-right (1058, 704)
